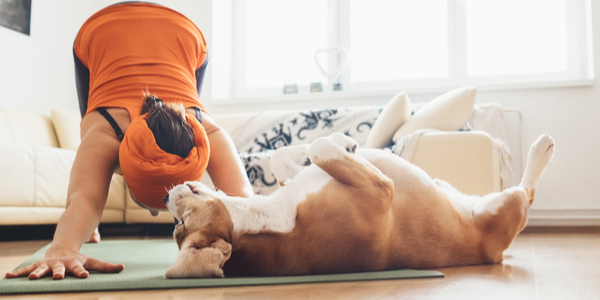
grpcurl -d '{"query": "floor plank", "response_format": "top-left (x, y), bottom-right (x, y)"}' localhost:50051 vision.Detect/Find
top-left (1, 227), bottom-right (599, 300)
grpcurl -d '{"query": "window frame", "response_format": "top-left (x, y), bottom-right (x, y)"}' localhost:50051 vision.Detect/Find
top-left (215, 0), bottom-right (594, 102)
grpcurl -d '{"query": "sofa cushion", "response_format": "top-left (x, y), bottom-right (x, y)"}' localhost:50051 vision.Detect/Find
top-left (0, 143), bottom-right (75, 208)
top-left (52, 109), bottom-right (82, 151)
top-left (365, 92), bottom-right (412, 148)
top-left (0, 144), bottom-right (35, 207)
top-left (212, 112), bottom-right (260, 136)
top-left (0, 107), bottom-right (59, 148)
top-left (392, 86), bottom-right (476, 142)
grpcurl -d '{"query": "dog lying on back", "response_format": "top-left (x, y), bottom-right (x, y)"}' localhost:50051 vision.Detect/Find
top-left (163, 133), bottom-right (555, 278)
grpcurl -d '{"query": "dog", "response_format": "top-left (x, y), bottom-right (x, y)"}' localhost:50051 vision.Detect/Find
top-left (163, 133), bottom-right (555, 278)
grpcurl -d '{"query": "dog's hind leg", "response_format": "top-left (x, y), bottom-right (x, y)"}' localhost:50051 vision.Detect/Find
top-left (309, 133), bottom-right (394, 198)
top-left (518, 133), bottom-right (555, 206)
top-left (473, 134), bottom-right (555, 222)
top-left (471, 134), bottom-right (555, 262)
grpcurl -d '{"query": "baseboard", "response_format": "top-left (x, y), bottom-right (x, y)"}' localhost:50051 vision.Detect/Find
top-left (527, 208), bottom-right (600, 226)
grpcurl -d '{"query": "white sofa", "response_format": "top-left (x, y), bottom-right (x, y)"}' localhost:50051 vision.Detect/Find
top-left (0, 107), bottom-right (127, 225)
top-left (0, 103), bottom-right (506, 226)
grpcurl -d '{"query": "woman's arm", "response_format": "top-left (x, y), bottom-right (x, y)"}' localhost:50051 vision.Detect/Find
top-left (194, 110), bottom-right (253, 198)
top-left (5, 112), bottom-right (125, 280)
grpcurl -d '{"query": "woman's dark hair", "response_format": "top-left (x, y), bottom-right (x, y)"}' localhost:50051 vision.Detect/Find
top-left (141, 93), bottom-right (195, 158)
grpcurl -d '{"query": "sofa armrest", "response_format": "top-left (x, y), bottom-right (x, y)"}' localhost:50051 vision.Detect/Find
top-left (410, 131), bottom-right (500, 196)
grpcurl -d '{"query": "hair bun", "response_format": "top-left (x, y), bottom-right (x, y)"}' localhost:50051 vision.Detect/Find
top-left (141, 92), bottom-right (164, 115)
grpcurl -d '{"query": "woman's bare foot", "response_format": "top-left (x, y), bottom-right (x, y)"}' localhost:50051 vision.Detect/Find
top-left (86, 227), bottom-right (101, 243)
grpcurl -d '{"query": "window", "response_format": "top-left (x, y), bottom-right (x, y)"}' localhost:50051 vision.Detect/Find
top-left (342, 0), bottom-right (450, 90)
top-left (244, 0), bottom-right (328, 90)
top-left (212, 0), bottom-right (593, 100)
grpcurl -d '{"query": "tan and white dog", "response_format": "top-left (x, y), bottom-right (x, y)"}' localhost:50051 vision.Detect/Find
top-left (164, 133), bottom-right (555, 278)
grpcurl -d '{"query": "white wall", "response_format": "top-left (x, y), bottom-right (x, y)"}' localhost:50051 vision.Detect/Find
top-left (0, 1), bottom-right (598, 224)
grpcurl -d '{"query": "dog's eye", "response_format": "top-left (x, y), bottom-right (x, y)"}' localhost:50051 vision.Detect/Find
top-left (303, 158), bottom-right (311, 166)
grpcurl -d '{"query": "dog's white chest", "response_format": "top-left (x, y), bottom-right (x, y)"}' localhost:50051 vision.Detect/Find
top-left (224, 166), bottom-right (332, 234)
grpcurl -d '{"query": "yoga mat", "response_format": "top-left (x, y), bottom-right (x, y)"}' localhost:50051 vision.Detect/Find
top-left (0, 240), bottom-right (444, 294)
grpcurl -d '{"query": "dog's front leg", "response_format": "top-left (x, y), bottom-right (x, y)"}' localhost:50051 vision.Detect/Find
top-left (270, 144), bottom-right (311, 185)
top-left (309, 133), bottom-right (394, 197)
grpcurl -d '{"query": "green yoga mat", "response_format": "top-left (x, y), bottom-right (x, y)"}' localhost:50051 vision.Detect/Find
top-left (0, 239), bottom-right (444, 294)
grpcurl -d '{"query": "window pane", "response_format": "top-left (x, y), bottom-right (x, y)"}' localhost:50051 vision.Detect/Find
top-left (349, 0), bottom-right (448, 83)
top-left (245, 0), bottom-right (328, 89)
top-left (465, 0), bottom-right (568, 77)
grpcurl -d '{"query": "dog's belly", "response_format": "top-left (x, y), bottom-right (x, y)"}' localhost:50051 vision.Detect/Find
top-left (226, 182), bottom-right (395, 276)
top-left (357, 149), bottom-right (436, 191)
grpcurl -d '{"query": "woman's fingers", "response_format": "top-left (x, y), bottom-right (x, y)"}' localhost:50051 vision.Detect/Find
top-left (51, 263), bottom-right (66, 280)
top-left (83, 257), bottom-right (124, 273)
top-left (65, 260), bottom-right (89, 278)
top-left (28, 263), bottom-right (51, 280)
top-left (5, 263), bottom-right (39, 278)
top-left (5, 254), bottom-right (124, 280)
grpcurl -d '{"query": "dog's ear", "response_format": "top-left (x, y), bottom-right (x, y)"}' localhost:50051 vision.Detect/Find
top-left (210, 238), bottom-right (232, 267)
top-left (165, 246), bottom-right (226, 278)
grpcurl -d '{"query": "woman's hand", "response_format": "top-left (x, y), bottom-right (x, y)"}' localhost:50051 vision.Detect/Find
top-left (5, 247), bottom-right (124, 280)
top-left (6, 112), bottom-right (126, 281)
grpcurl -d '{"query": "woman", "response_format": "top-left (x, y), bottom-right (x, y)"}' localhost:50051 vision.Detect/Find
top-left (5, 2), bottom-right (253, 280)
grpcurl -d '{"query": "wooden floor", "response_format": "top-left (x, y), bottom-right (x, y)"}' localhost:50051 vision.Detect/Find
top-left (1, 227), bottom-right (599, 300)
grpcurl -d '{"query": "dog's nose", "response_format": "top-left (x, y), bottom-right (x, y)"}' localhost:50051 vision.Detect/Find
top-left (164, 194), bottom-right (169, 204)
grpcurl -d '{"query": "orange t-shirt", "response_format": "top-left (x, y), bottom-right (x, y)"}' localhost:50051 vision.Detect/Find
top-left (74, 3), bottom-right (208, 121)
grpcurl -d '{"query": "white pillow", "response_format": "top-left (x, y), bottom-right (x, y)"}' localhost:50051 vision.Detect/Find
top-left (392, 86), bottom-right (476, 142)
top-left (365, 92), bottom-right (412, 148)
top-left (52, 109), bottom-right (82, 151)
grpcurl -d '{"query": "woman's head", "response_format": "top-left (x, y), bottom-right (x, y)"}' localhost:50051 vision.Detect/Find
top-left (141, 93), bottom-right (194, 158)
top-left (119, 93), bottom-right (211, 210)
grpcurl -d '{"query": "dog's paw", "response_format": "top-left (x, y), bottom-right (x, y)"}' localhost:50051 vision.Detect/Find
top-left (521, 134), bottom-right (555, 189)
top-left (326, 133), bottom-right (359, 153)
top-left (528, 134), bottom-right (555, 164)
top-left (270, 144), bottom-right (312, 183)
top-left (310, 133), bottom-right (359, 163)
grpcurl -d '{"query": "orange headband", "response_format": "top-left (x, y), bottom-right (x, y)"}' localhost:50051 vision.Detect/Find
top-left (119, 113), bottom-right (210, 210)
